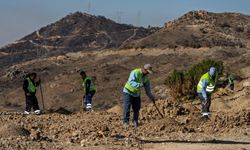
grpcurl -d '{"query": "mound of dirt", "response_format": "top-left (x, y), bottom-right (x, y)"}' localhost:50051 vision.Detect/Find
top-left (50, 107), bottom-right (72, 115)
top-left (107, 105), bottom-right (123, 115)
top-left (0, 123), bottom-right (30, 137)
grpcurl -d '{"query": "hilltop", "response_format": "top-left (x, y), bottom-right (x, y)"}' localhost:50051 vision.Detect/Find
top-left (0, 12), bottom-right (154, 69)
top-left (125, 10), bottom-right (250, 49)
top-left (1, 10), bottom-right (250, 69)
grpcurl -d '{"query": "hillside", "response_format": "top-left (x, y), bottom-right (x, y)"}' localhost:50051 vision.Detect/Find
top-left (0, 10), bottom-right (250, 149)
top-left (1, 47), bottom-right (250, 112)
top-left (124, 10), bottom-right (250, 49)
top-left (0, 12), bottom-right (154, 69)
top-left (2, 10), bottom-right (250, 69)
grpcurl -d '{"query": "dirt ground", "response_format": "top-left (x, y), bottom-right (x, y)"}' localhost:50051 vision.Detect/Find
top-left (0, 47), bottom-right (250, 149)
top-left (0, 77), bottom-right (249, 149)
top-left (143, 143), bottom-right (250, 150)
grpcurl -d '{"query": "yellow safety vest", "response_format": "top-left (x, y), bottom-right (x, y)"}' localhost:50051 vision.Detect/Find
top-left (124, 68), bottom-right (149, 95)
top-left (197, 72), bottom-right (215, 93)
top-left (27, 78), bottom-right (36, 93)
top-left (82, 76), bottom-right (96, 94)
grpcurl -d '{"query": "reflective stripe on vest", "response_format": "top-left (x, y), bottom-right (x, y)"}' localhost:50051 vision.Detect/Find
top-left (197, 72), bottom-right (215, 93)
top-left (27, 78), bottom-right (36, 93)
top-left (86, 103), bottom-right (92, 109)
top-left (124, 68), bottom-right (149, 95)
top-left (82, 76), bottom-right (95, 94)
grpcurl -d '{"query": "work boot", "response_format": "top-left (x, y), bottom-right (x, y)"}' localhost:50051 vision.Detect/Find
top-left (23, 111), bottom-right (30, 115)
top-left (201, 115), bottom-right (209, 121)
top-left (134, 121), bottom-right (139, 128)
top-left (86, 108), bottom-right (91, 112)
top-left (34, 110), bottom-right (41, 115)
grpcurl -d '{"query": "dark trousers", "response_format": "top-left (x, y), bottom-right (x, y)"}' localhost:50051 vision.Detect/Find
top-left (197, 93), bottom-right (211, 113)
top-left (25, 95), bottom-right (40, 112)
top-left (84, 91), bottom-right (95, 106)
top-left (230, 84), bottom-right (234, 91)
top-left (123, 92), bottom-right (141, 124)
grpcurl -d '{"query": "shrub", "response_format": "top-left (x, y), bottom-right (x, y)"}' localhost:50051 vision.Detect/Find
top-left (165, 60), bottom-right (223, 100)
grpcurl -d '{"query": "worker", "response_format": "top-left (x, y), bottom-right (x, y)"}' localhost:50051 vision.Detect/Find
top-left (197, 67), bottom-right (216, 120)
top-left (80, 71), bottom-right (96, 112)
top-left (23, 72), bottom-right (41, 115)
top-left (123, 64), bottom-right (155, 128)
top-left (228, 74), bottom-right (234, 93)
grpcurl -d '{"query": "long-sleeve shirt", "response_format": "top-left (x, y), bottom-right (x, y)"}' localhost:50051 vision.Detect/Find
top-left (198, 79), bottom-right (208, 100)
top-left (123, 71), bottom-right (154, 99)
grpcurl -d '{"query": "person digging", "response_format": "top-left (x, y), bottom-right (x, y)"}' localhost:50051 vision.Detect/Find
top-left (123, 64), bottom-right (156, 128)
top-left (197, 67), bottom-right (217, 120)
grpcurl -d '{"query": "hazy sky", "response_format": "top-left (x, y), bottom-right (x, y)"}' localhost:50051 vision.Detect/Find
top-left (0, 0), bottom-right (250, 47)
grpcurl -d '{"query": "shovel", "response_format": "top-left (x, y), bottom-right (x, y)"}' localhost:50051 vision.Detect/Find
top-left (39, 83), bottom-right (45, 114)
top-left (152, 99), bottom-right (164, 118)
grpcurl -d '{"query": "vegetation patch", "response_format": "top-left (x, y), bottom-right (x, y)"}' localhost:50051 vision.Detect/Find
top-left (165, 60), bottom-right (224, 100)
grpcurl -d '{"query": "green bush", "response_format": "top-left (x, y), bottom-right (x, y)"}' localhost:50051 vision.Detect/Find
top-left (165, 60), bottom-right (224, 100)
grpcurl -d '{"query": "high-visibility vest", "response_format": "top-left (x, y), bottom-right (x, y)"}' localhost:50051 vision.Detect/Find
top-left (27, 78), bottom-right (36, 93)
top-left (197, 72), bottom-right (215, 93)
top-left (82, 76), bottom-right (95, 94)
top-left (228, 76), bottom-right (234, 85)
top-left (124, 68), bottom-right (149, 95)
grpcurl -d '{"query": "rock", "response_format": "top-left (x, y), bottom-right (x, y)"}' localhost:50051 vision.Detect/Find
top-left (56, 55), bottom-right (67, 61)
top-left (54, 76), bottom-right (60, 80)
top-left (107, 105), bottom-right (122, 115)
top-left (242, 80), bottom-right (250, 87)
top-left (50, 83), bottom-right (57, 88)
top-left (80, 139), bottom-right (87, 147)
top-left (240, 67), bottom-right (250, 78)
top-left (71, 131), bottom-right (79, 137)
top-left (180, 117), bottom-right (190, 125)
top-left (66, 138), bottom-right (74, 144)
top-left (159, 125), bottom-right (166, 131)
top-left (30, 129), bottom-right (41, 141)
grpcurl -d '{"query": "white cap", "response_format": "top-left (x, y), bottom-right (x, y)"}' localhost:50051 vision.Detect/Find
top-left (144, 64), bottom-right (153, 74)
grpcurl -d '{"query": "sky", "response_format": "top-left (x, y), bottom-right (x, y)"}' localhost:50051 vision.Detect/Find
top-left (0, 0), bottom-right (250, 47)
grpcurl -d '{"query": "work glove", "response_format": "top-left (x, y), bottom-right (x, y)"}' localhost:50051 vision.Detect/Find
top-left (204, 97), bottom-right (208, 101)
top-left (26, 93), bottom-right (31, 96)
top-left (139, 83), bottom-right (144, 87)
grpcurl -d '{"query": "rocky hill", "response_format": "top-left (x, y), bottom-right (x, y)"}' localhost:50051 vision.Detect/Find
top-left (2, 10), bottom-right (250, 69)
top-left (0, 10), bottom-right (250, 149)
top-left (124, 10), bottom-right (250, 49)
top-left (0, 12), bottom-right (154, 69)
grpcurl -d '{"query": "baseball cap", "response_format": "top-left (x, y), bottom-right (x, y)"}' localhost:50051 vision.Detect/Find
top-left (209, 67), bottom-right (216, 77)
top-left (144, 64), bottom-right (153, 74)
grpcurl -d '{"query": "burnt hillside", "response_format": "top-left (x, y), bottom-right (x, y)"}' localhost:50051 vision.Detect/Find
top-left (0, 12), bottom-right (154, 69)
top-left (124, 10), bottom-right (250, 49)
